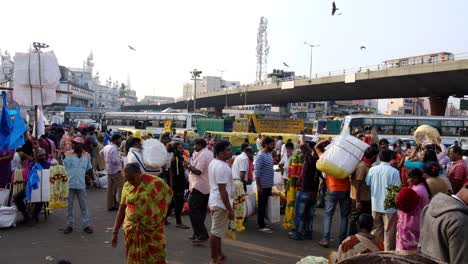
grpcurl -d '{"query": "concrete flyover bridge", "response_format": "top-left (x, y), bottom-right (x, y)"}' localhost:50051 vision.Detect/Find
top-left (124, 54), bottom-right (468, 115)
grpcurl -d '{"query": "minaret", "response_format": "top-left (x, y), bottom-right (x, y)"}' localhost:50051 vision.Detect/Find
top-left (86, 50), bottom-right (94, 74)
top-left (126, 74), bottom-right (132, 90)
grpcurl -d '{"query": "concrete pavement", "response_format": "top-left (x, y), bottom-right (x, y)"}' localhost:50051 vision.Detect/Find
top-left (0, 188), bottom-right (343, 264)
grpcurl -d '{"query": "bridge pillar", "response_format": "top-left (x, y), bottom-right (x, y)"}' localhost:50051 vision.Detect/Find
top-left (213, 106), bottom-right (223, 117)
top-left (429, 96), bottom-right (448, 116)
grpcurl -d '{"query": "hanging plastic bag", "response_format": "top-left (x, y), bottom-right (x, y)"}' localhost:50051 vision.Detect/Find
top-left (0, 184), bottom-right (11, 206)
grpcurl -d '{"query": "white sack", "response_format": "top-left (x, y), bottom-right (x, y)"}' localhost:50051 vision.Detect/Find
top-left (0, 206), bottom-right (17, 228)
top-left (317, 135), bottom-right (369, 178)
top-left (142, 139), bottom-right (168, 168)
top-left (266, 196), bottom-right (280, 224)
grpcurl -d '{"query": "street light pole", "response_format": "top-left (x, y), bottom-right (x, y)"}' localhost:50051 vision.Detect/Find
top-left (304, 42), bottom-right (319, 78)
top-left (32, 42), bottom-right (49, 139)
top-left (217, 69), bottom-right (227, 111)
top-left (190, 69), bottom-right (202, 111)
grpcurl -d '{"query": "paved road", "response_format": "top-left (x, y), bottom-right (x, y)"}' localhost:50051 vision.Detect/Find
top-left (0, 188), bottom-right (343, 264)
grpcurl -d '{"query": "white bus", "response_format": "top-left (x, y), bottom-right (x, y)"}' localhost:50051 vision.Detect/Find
top-left (341, 115), bottom-right (468, 146)
top-left (101, 112), bottom-right (207, 136)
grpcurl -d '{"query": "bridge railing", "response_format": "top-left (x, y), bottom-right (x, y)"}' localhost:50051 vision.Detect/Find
top-left (173, 52), bottom-right (468, 101)
top-left (310, 52), bottom-right (468, 79)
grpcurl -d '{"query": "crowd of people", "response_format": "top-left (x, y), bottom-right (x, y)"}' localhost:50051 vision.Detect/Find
top-left (1, 123), bottom-right (467, 264)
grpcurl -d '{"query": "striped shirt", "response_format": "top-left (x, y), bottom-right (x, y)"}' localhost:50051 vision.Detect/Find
top-left (254, 152), bottom-right (274, 188)
top-left (448, 159), bottom-right (467, 182)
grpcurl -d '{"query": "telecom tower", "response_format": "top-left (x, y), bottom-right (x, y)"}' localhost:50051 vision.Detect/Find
top-left (256, 16), bottom-right (269, 82)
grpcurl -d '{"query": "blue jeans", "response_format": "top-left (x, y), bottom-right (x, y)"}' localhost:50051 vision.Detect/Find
top-left (322, 190), bottom-right (350, 243)
top-left (66, 189), bottom-right (90, 228)
top-left (293, 191), bottom-right (317, 239)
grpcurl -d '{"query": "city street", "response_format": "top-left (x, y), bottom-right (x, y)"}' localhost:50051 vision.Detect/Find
top-left (0, 188), bottom-right (339, 264)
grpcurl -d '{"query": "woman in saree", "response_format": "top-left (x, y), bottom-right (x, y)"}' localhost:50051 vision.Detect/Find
top-left (112, 163), bottom-right (173, 264)
top-left (395, 168), bottom-right (431, 251)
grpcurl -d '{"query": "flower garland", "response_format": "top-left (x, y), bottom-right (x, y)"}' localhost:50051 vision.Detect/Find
top-left (283, 151), bottom-right (303, 230)
top-left (48, 165), bottom-right (69, 210)
top-left (12, 169), bottom-right (26, 196)
top-left (231, 180), bottom-right (247, 232)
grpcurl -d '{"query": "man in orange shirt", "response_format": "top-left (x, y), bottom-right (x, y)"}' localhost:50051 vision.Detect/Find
top-left (315, 140), bottom-right (351, 248)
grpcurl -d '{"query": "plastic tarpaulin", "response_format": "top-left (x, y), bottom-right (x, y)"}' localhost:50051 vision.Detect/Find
top-left (0, 91), bottom-right (13, 151)
top-left (8, 108), bottom-right (27, 150)
top-left (13, 51), bottom-right (60, 106)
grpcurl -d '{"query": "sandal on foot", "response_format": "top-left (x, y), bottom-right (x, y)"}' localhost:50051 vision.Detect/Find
top-left (176, 224), bottom-right (190, 229)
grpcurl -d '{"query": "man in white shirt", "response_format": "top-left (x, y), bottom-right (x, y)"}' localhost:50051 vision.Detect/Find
top-left (208, 141), bottom-right (234, 264)
top-left (275, 136), bottom-right (284, 157)
top-left (281, 139), bottom-right (293, 158)
top-left (232, 143), bottom-right (251, 187)
top-left (279, 142), bottom-right (294, 190)
top-left (256, 134), bottom-right (262, 153)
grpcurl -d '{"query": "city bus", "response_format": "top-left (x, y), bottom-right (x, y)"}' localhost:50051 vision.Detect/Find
top-left (341, 115), bottom-right (468, 146)
top-left (101, 112), bottom-right (207, 137)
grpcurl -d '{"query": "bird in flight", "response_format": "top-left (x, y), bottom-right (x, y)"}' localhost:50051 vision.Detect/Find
top-left (128, 45), bottom-right (136, 51)
top-left (332, 2), bottom-right (339, 16)
top-left (360, 46), bottom-right (366, 50)
top-left (283, 62), bottom-right (290, 67)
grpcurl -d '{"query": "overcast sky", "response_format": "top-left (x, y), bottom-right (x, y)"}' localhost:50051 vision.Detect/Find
top-left (2, 0), bottom-right (467, 110)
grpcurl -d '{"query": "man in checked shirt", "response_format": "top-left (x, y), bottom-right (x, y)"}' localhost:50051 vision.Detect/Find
top-left (100, 134), bottom-right (124, 211)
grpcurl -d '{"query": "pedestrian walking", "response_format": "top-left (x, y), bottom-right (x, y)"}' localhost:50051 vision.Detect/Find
top-left (112, 163), bottom-right (172, 264)
top-left (366, 150), bottom-right (401, 251)
top-left (186, 138), bottom-right (214, 243)
top-left (100, 134), bottom-right (124, 211)
top-left (166, 142), bottom-right (190, 228)
top-left (290, 142), bottom-right (322, 240)
top-left (419, 184), bottom-right (468, 263)
top-left (316, 139), bottom-right (351, 248)
top-left (208, 141), bottom-right (234, 264)
top-left (348, 146), bottom-right (379, 236)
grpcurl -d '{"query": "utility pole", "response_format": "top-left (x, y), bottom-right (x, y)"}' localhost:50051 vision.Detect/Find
top-left (304, 42), bottom-right (319, 78)
top-left (218, 69), bottom-right (227, 111)
top-left (32, 42), bottom-right (49, 139)
top-left (190, 69), bottom-right (202, 111)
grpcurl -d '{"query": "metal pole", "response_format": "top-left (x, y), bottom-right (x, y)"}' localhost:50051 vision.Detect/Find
top-left (193, 76), bottom-right (196, 111)
top-left (35, 105), bottom-right (38, 138)
top-left (244, 88), bottom-right (247, 107)
top-left (309, 46), bottom-right (313, 78)
top-left (304, 43), bottom-right (319, 78)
